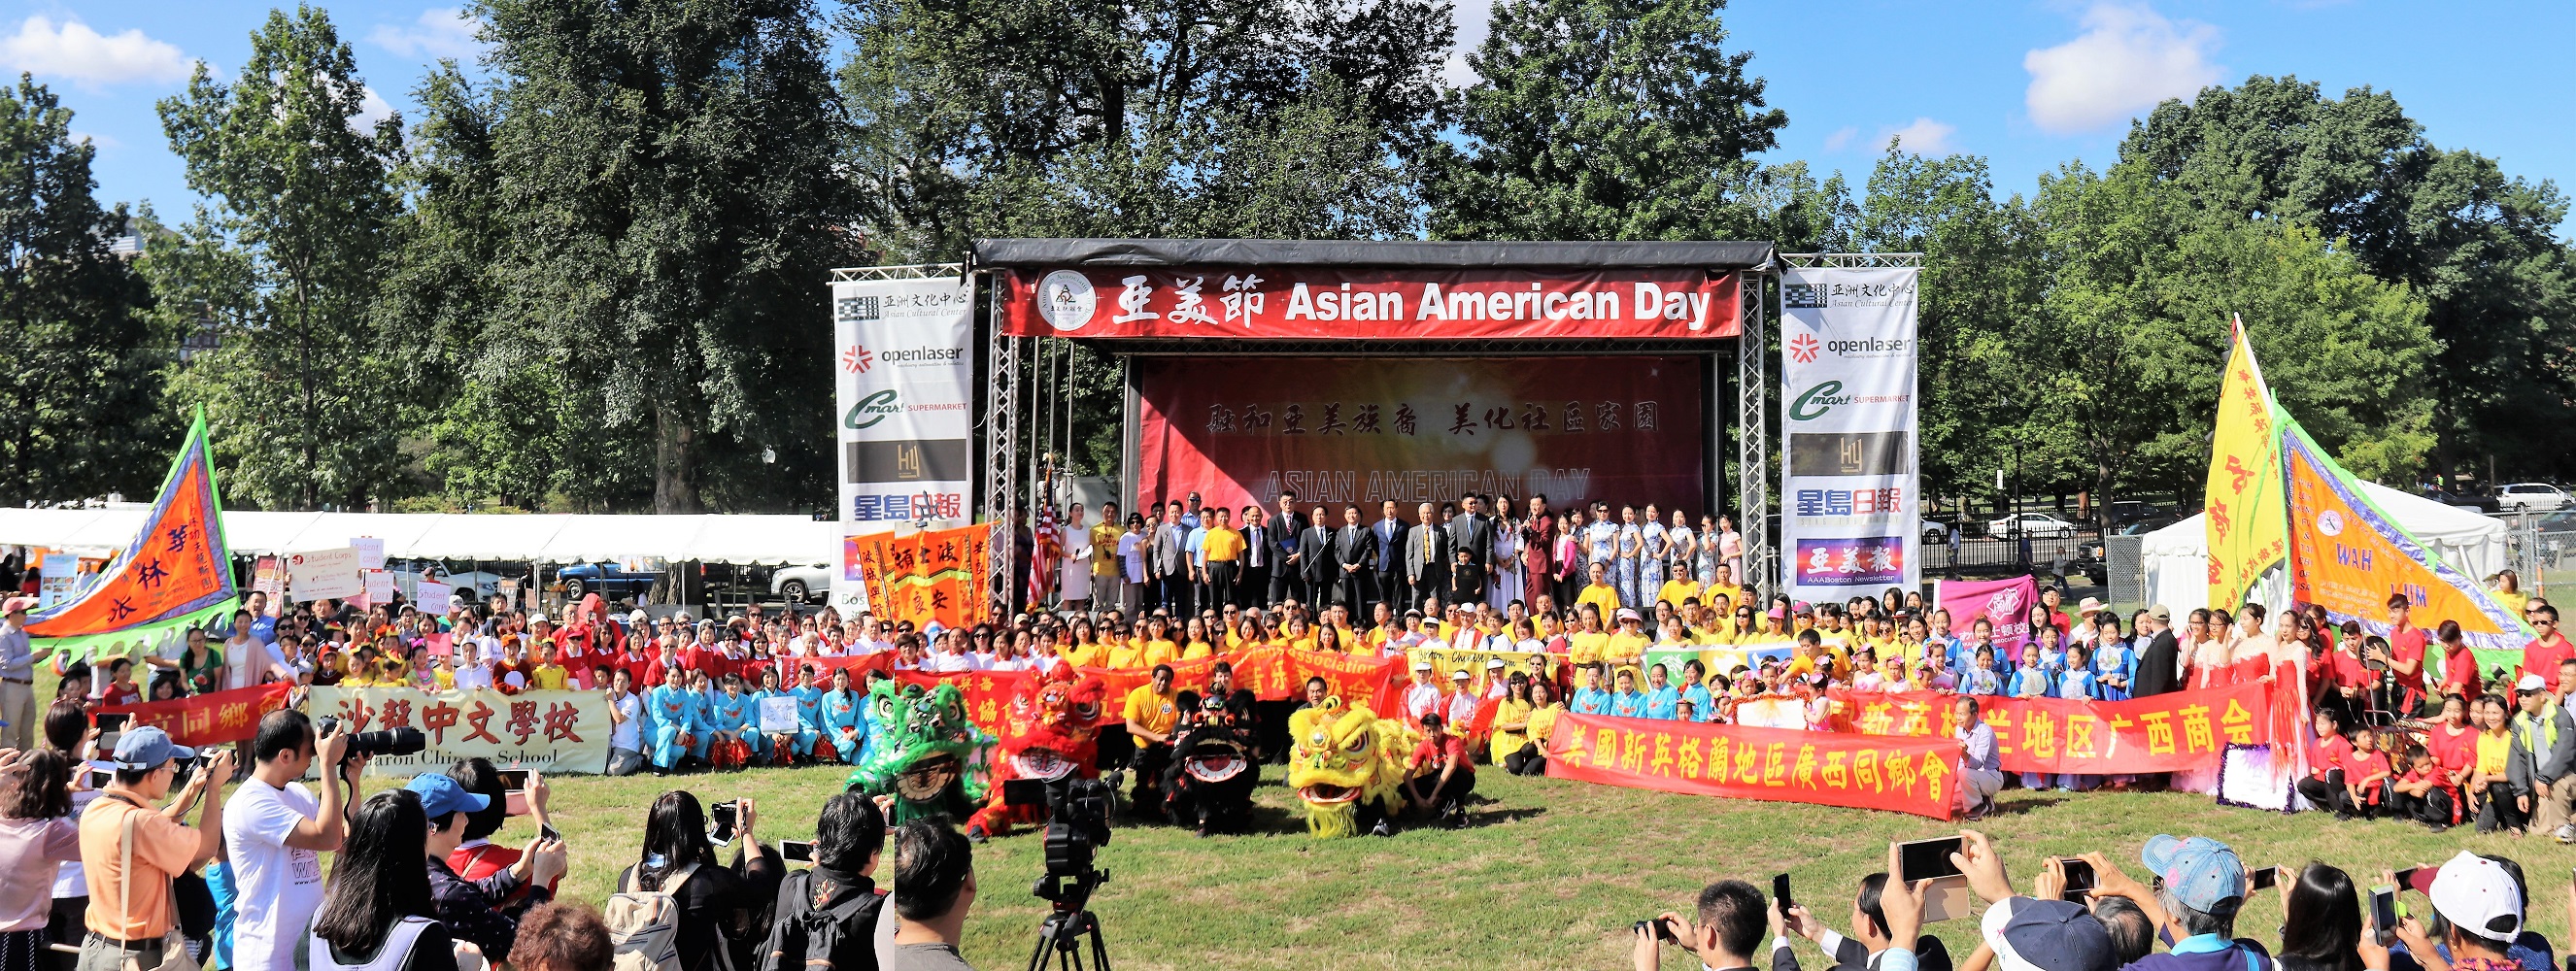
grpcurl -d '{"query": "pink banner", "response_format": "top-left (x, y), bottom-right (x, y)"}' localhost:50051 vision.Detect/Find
top-left (1935, 575), bottom-right (2037, 659)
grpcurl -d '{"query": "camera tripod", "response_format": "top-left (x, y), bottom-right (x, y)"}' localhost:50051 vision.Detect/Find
top-left (1023, 902), bottom-right (1111, 971)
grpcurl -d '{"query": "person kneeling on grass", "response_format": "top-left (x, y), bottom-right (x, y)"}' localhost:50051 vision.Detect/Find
top-left (1405, 714), bottom-right (1474, 828)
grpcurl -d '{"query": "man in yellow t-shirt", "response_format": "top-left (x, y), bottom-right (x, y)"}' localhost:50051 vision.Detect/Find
top-left (1704, 564), bottom-right (1746, 623)
top-left (1201, 507), bottom-right (1246, 608)
top-left (1090, 502), bottom-right (1125, 597)
top-left (1576, 561), bottom-right (1621, 620)
top-left (1655, 576), bottom-right (1703, 615)
top-left (1122, 664), bottom-right (1181, 803)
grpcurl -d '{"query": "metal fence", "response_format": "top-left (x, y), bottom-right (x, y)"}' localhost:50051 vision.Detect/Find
top-left (2495, 511), bottom-right (2576, 594)
top-left (1917, 527), bottom-right (2102, 574)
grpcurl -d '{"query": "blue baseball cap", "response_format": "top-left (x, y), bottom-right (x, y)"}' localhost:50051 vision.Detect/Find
top-left (111, 725), bottom-right (195, 771)
top-left (404, 773), bottom-right (491, 820)
top-left (2142, 834), bottom-right (2246, 912)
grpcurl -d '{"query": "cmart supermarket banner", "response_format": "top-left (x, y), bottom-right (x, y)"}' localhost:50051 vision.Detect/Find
top-left (1825, 681), bottom-right (2279, 775)
top-left (305, 687), bottom-right (611, 777)
top-left (1544, 712), bottom-right (1958, 819)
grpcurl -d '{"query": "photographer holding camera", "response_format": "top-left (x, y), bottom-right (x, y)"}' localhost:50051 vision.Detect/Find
top-left (759, 792), bottom-right (885, 971)
top-left (620, 793), bottom-right (780, 971)
top-left (415, 774), bottom-right (564, 964)
top-left (76, 726), bottom-right (235, 971)
top-left (222, 711), bottom-right (358, 971)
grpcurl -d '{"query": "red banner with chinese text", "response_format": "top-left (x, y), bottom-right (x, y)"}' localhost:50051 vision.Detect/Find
top-left (1825, 682), bottom-right (2278, 775)
top-left (99, 683), bottom-right (292, 749)
top-left (1136, 356), bottom-right (1706, 515)
top-left (302, 687), bottom-right (610, 777)
top-left (852, 524), bottom-right (991, 631)
top-left (1001, 267), bottom-right (1741, 340)
top-left (1544, 712), bottom-right (1959, 819)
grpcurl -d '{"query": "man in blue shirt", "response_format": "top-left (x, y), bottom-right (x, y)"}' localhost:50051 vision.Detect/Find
top-left (1643, 664), bottom-right (1681, 720)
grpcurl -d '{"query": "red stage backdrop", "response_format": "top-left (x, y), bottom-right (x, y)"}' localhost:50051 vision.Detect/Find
top-left (1135, 356), bottom-right (1705, 513)
top-left (1003, 267), bottom-right (1740, 340)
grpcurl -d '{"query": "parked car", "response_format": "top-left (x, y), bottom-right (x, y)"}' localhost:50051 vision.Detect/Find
top-left (554, 561), bottom-right (661, 599)
top-left (1918, 519), bottom-right (1953, 545)
top-left (2497, 482), bottom-right (2573, 512)
top-left (771, 561), bottom-right (832, 604)
top-left (2118, 514), bottom-right (2187, 536)
top-left (2420, 486), bottom-right (2501, 514)
top-left (385, 561), bottom-right (510, 604)
top-left (1986, 512), bottom-right (2079, 539)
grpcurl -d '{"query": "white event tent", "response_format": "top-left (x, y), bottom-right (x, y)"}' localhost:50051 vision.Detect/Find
top-left (2139, 481), bottom-right (2508, 619)
top-left (0, 508), bottom-right (844, 565)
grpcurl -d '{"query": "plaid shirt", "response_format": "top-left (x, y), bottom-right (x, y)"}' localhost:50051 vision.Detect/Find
top-left (426, 854), bottom-right (546, 961)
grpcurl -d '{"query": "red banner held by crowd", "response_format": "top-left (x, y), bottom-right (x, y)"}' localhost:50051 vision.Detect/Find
top-left (891, 648), bottom-right (1408, 731)
top-left (99, 683), bottom-right (294, 748)
top-left (851, 524), bottom-right (991, 631)
top-left (1826, 682), bottom-right (2278, 775)
top-left (1545, 712), bottom-right (1959, 820)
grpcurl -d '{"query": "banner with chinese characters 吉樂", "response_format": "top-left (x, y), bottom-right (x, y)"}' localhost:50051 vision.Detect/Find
top-left (99, 683), bottom-right (294, 749)
top-left (1543, 712), bottom-right (1958, 819)
top-left (852, 523), bottom-right (992, 631)
top-left (304, 687), bottom-right (609, 777)
top-left (1824, 681), bottom-right (2278, 775)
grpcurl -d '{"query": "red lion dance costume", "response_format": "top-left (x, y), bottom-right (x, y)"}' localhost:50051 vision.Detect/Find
top-left (965, 665), bottom-right (1106, 839)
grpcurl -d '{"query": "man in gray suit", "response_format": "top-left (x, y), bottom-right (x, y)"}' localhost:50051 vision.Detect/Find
top-left (1448, 494), bottom-right (1495, 586)
top-left (1298, 503), bottom-right (1338, 608)
top-left (1404, 501), bottom-right (1449, 613)
top-left (1148, 499), bottom-right (1191, 617)
top-left (1333, 505), bottom-right (1369, 611)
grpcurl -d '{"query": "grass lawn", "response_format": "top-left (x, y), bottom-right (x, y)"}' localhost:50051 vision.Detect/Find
top-left (507, 764), bottom-right (2559, 971)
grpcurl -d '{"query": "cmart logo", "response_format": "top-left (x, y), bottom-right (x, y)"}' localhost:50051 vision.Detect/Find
top-left (1788, 381), bottom-right (1849, 420)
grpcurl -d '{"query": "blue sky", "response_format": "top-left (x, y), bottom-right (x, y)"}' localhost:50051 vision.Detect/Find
top-left (9, 0), bottom-right (2572, 236)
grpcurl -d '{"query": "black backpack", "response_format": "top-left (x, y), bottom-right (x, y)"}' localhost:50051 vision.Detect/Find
top-left (761, 870), bottom-right (883, 971)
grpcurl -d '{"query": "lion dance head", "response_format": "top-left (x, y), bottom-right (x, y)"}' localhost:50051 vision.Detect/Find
top-left (1285, 697), bottom-right (1415, 839)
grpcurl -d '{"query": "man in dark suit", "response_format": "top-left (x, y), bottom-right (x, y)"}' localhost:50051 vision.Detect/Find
top-left (1370, 500), bottom-right (1407, 626)
top-left (1404, 500), bottom-right (1449, 613)
top-left (1333, 505), bottom-right (1369, 611)
top-left (2129, 604), bottom-right (2183, 697)
top-left (1148, 500), bottom-right (1191, 617)
top-left (1298, 503), bottom-right (1337, 608)
top-left (1237, 505), bottom-right (1270, 610)
top-left (1268, 490), bottom-right (1306, 607)
top-left (1448, 494), bottom-right (1495, 586)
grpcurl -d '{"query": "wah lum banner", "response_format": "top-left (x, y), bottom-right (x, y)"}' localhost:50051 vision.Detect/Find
top-left (1935, 576), bottom-right (2038, 659)
top-left (897, 648), bottom-right (1407, 733)
top-left (1002, 266), bottom-right (1741, 341)
top-left (852, 523), bottom-right (992, 631)
top-left (1643, 642), bottom-right (1796, 681)
top-left (1135, 355), bottom-right (1706, 515)
top-left (100, 683), bottom-right (292, 749)
top-left (1827, 682), bottom-right (2278, 775)
top-left (2284, 427), bottom-right (2534, 660)
top-left (2204, 318), bottom-right (2287, 612)
top-left (30, 413), bottom-right (239, 659)
top-left (1545, 712), bottom-right (1958, 820)
top-left (305, 687), bottom-right (610, 777)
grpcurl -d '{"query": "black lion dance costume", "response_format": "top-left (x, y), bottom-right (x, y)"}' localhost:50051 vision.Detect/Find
top-left (1162, 688), bottom-right (1260, 837)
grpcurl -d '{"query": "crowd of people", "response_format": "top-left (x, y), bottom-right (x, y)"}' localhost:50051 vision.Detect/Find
top-left (1633, 827), bottom-right (2564, 971)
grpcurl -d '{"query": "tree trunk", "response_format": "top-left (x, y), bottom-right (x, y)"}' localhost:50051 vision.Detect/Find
top-left (653, 395), bottom-right (700, 514)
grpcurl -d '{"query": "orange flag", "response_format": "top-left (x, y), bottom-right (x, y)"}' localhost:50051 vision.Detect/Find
top-left (29, 413), bottom-right (239, 658)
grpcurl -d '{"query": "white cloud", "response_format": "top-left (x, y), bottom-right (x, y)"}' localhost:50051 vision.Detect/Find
top-left (356, 85), bottom-right (396, 129)
top-left (0, 16), bottom-right (190, 86)
top-left (1443, 0), bottom-right (1497, 86)
top-left (1821, 126), bottom-right (1858, 152)
top-left (369, 7), bottom-right (486, 61)
top-left (1879, 117), bottom-right (1955, 154)
top-left (2023, 1), bottom-right (2222, 133)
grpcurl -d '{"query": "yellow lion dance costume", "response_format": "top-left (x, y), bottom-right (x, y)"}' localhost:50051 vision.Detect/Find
top-left (1286, 697), bottom-right (1417, 838)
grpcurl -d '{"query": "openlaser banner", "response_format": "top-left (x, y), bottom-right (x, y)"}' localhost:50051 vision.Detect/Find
top-left (1779, 268), bottom-right (1919, 601)
top-left (1135, 355), bottom-right (1705, 514)
top-left (833, 275), bottom-right (975, 612)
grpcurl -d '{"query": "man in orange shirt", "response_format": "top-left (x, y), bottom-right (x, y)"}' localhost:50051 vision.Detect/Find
top-left (83, 727), bottom-right (236, 965)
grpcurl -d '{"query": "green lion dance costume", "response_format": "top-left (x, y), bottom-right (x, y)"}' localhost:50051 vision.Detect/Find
top-left (849, 681), bottom-right (992, 824)
top-left (1285, 697), bottom-right (1416, 838)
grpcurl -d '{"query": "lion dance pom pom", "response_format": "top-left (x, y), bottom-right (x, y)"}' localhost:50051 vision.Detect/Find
top-left (1285, 698), bottom-right (1415, 839)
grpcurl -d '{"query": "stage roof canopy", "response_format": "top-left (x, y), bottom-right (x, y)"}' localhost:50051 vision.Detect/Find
top-left (970, 238), bottom-right (1778, 270)
top-left (0, 509), bottom-right (848, 565)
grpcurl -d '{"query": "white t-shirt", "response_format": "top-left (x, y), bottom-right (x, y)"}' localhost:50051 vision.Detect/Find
top-left (223, 778), bottom-right (324, 971)
top-left (611, 692), bottom-right (644, 750)
top-left (453, 661), bottom-right (495, 691)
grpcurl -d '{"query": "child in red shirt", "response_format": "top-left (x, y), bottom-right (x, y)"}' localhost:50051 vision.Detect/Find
top-left (2342, 725), bottom-right (2393, 820)
top-left (2294, 709), bottom-right (2357, 816)
top-left (2389, 746), bottom-right (2459, 829)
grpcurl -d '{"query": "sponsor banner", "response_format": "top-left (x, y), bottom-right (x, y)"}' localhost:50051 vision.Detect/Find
top-left (834, 276), bottom-right (975, 526)
top-left (30, 416), bottom-right (240, 659)
top-left (306, 686), bottom-right (610, 776)
top-left (1406, 647), bottom-right (1561, 685)
top-left (2284, 428), bottom-right (2534, 660)
top-left (287, 547), bottom-right (362, 601)
top-left (99, 683), bottom-right (294, 749)
top-left (1544, 712), bottom-right (1957, 819)
top-left (851, 524), bottom-right (993, 631)
top-left (1003, 267), bottom-right (1741, 341)
top-left (1828, 681), bottom-right (2278, 775)
top-left (2205, 319), bottom-right (2287, 611)
top-left (1934, 576), bottom-right (2038, 659)
top-left (1641, 643), bottom-right (1797, 681)
top-left (1135, 355), bottom-right (1705, 514)
top-left (1779, 268), bottom-right (1920, 602)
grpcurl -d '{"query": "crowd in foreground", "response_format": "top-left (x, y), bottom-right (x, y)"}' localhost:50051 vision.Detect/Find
top-left (1633, 828), bottom-right (2565, 971)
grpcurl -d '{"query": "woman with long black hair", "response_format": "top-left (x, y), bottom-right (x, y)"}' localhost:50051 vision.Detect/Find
top-left (620, 792), bottom-right (780, 971)
top-left (308, 790), bottom-right (460, 971)
top-left (2272, 861), bottom-right (2381, 971)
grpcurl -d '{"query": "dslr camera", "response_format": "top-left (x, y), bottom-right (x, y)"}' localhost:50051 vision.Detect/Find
top-left (312, 717), bottom-right (427, 762)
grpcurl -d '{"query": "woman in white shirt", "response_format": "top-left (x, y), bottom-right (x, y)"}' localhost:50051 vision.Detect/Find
top-left (921, 629), bottom-right (976, 673)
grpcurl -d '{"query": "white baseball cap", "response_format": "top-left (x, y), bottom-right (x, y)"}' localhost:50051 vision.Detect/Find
top-left (2428, 851), bottom-right (2523, 942)
top-left (2517, 673), bottom-right (2548, 693)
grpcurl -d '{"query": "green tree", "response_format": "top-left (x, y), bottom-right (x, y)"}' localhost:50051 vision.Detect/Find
top-left (2118, 75), bottom-right (2576, 482)
top-left (153, 6), bottom-right (408, 510)
top-left (0, 77), bottom-right (168, 504)
top-left (1425, 0), bottom-right (1788, 241)
top-left (429, 0), bottom-right (856, 513)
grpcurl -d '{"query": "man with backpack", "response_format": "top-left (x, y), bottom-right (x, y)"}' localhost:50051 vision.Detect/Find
top-left (761, 793), bottom-right (887, 971)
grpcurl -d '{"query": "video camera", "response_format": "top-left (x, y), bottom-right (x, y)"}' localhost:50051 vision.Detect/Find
top-left (1011, 776), bottom-right (1117, 971)
top-left (312, 717), bottom-right (427, 762)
